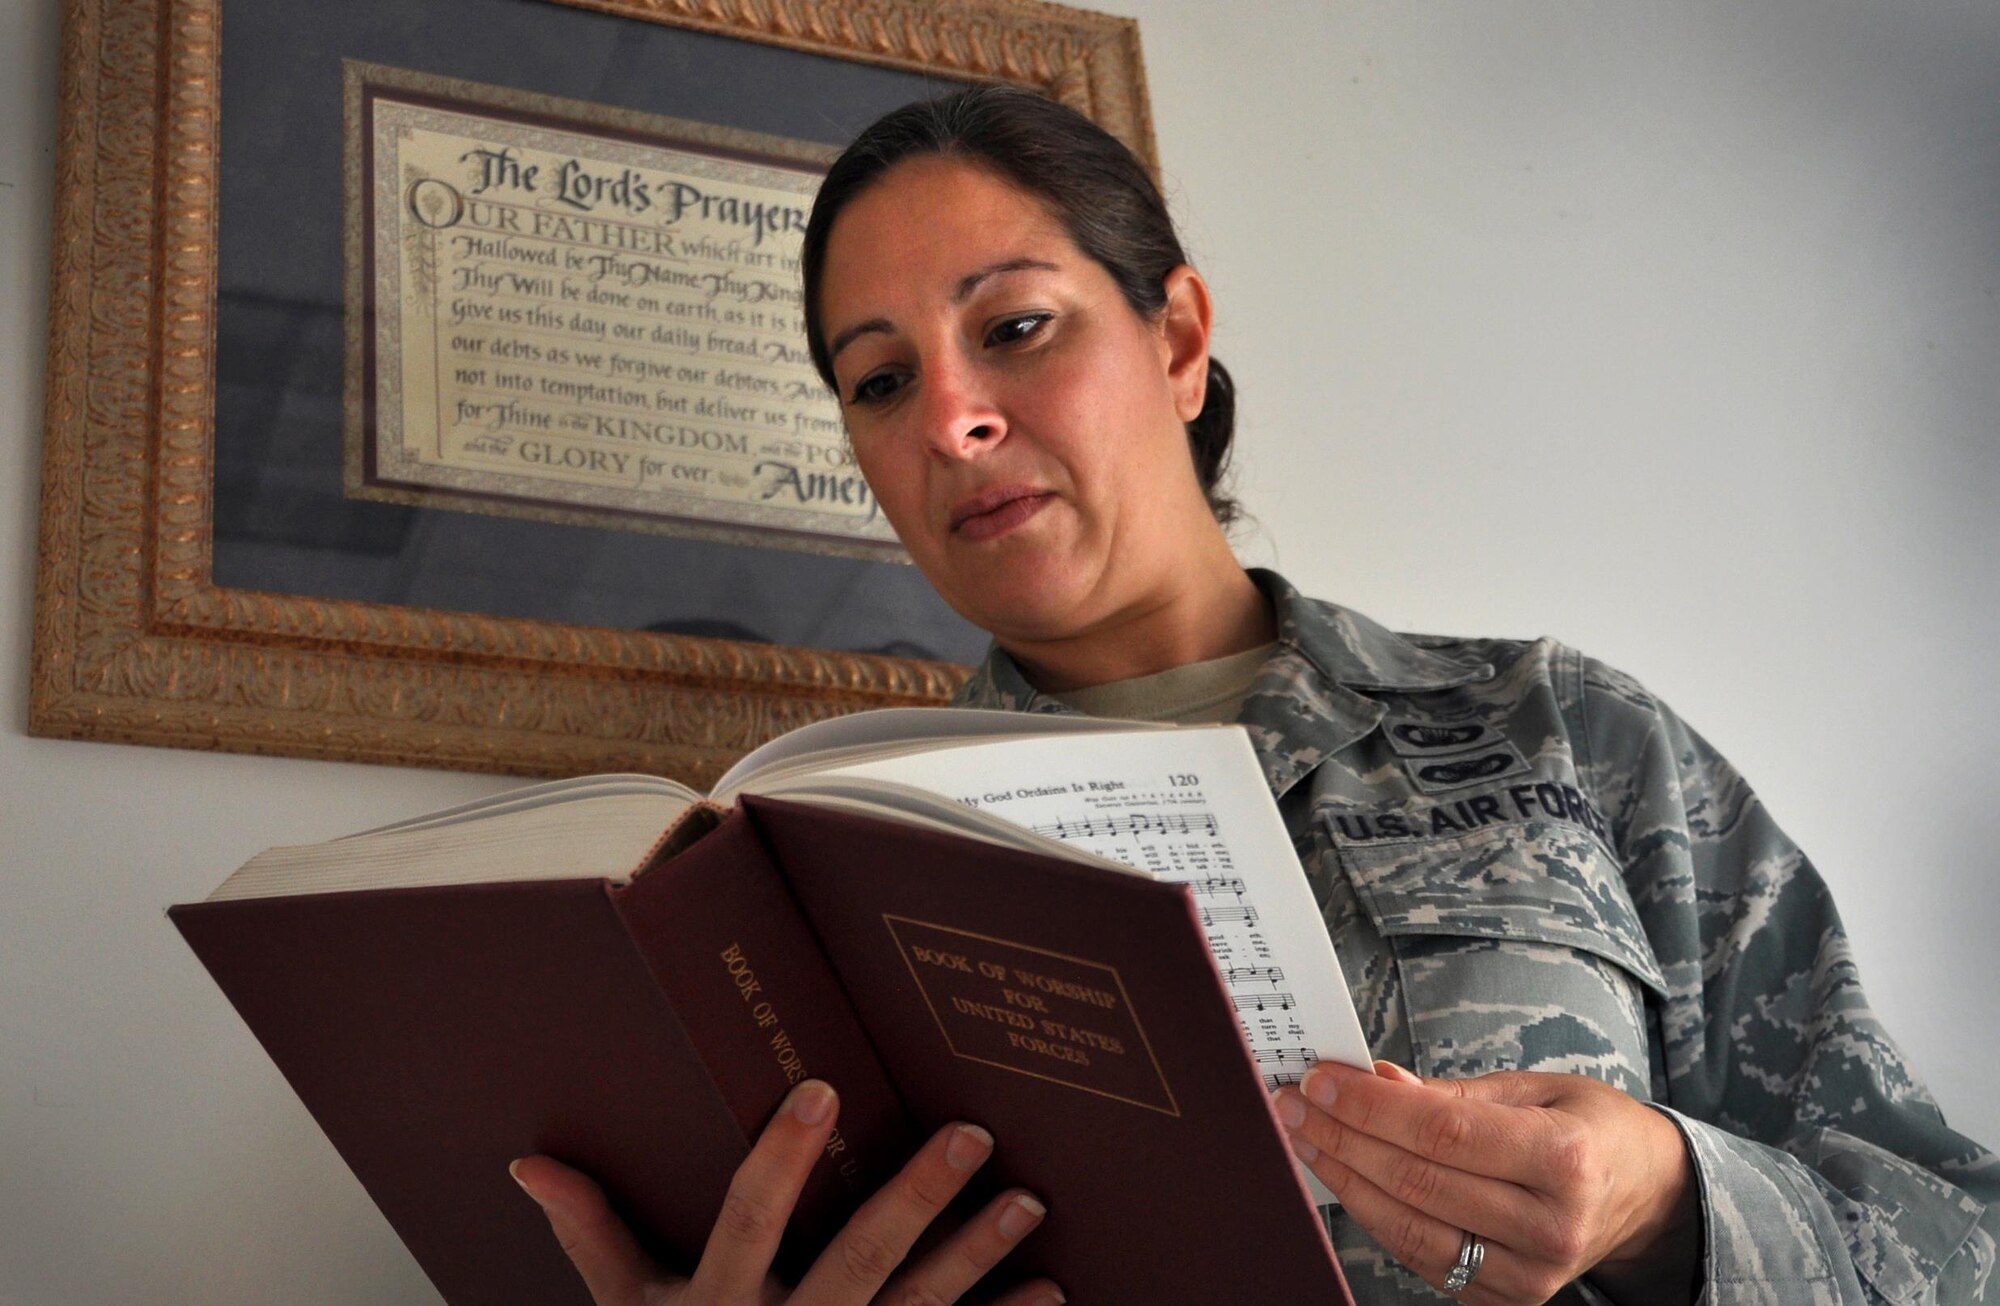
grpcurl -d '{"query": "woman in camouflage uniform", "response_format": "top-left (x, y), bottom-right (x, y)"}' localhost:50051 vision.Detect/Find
top-left (515, 88), bottom-right (1997, 1306)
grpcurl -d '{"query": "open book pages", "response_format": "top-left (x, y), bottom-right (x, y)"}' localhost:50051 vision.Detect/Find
top-left (208, 711), bottom-right (1155, 902)
top-left (338, 773), bottom-right (701, 840)
top-left (707, 707), bottom-right (1166, 799)
top-left (204, 787), bottom-right (699, 902)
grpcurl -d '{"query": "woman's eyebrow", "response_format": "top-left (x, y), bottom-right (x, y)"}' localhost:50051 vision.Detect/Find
top-left (827, 258), bottom-right (1062, 367)
top-left (828, 318), bottom-right (892, 366)
top-left (953, 257), bottom-right (1059, 302)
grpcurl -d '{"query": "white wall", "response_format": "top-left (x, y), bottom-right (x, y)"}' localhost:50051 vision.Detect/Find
top-left (4, 0), bottom-right (1995, 1300)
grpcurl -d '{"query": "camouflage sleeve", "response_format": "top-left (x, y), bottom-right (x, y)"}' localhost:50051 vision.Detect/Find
top-left (1577, 655), bottom-right (1998, 1305)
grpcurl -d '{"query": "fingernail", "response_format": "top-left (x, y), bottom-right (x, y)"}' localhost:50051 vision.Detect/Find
top-left (996, 1192), bottom-right (1047, 1239)
top-left (1035, 1287), bottom-right (1067, 1305)
top-left (1373, 1059), bottom-right (1423, 1086)
top-left (1275, 1093), bottom-right (1306, 1131)
top-left (945, 1123), bottom-right (994, 1171)
top-left (508, 1159), bottom-right (549, 1210)
top-left (1302, 1068), bottom-right (1337, 1109)
top-left (789, 1080), bottom-right (836, 1125)
top-left (1290, 1134), bottom-right (1320, 1164)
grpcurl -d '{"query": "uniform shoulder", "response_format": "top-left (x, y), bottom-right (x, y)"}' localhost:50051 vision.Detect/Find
top-left (1391, 627), bottom-right (1675, 771)
top-left (1573, 650), bottom-right (1663, 716)
top-left (1388, 626), bottom-right (1589, 697)
top-left (1562, 650), bottom-right (1683, 768)
top-left (1395, 629), bottom-right (1541, 673)
top-left (1395, 631), bottom-right (1653, 695)
top-left (1339, 599), bottom-right (1667, 728)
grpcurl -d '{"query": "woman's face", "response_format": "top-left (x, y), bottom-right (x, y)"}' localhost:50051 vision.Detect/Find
top-left (817, 157), bottom-right (1215, 648)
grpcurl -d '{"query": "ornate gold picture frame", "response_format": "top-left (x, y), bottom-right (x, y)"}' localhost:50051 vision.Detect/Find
top-left (30, 0), bottom-right (1156, 785)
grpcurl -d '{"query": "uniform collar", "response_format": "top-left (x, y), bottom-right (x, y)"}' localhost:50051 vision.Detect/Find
top-left (1259, 570), bottom-right (1494, 694)
top-left (951, 569), bottom-right (1494, 800)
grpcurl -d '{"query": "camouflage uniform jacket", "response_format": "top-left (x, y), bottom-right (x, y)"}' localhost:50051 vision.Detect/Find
top-left (952, 570), bottom-right (1997, 1304)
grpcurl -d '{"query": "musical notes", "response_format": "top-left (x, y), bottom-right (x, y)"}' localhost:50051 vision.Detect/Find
top-left (1032, 810), bottom-right (1219, 842)
top-left (1199, 903), bottom-right (1258, 928)
top-left (1233, 991), bottom-right (1296, 1013)
top-left (1187, 875), bottom-right (1247, 897)
top-left (1224, 966), bottom-right (1285, 986)
top-left (1254, 1046), bottom-right (1319, 1088)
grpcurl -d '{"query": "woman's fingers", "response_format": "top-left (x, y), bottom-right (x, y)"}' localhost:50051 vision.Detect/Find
top-left (518, 1085), bottom-right (1051, 1305)
top-left (510, 1153), bottom-right (669, 1306)
top-left (1276, 1086), bottom-right (1545, 1252)
top-left (1305, 1144), bottom-right (1526, 1302)
top-left (688, 1078), bottom-right (844, 1299)
top-left (1280, 1064), bottom-right (1699, 1302)
top-left (791, 1120), bottom-right (1015, 1302)
top-left (1296, 1062), bottom-right (1557, 1187)
top-left (988, 1270), bottom-right (1067, 1306)
top-left (875, 1188), bottom-right (1056, 1305)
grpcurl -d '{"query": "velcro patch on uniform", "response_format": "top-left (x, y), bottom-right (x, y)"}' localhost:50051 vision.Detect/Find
top-left (1381, 718), bottom-right (1501, 757)
top-left (1403, 742), bottom-right (1531, 793)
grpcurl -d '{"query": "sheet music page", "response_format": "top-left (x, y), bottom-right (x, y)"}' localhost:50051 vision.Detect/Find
top-left (813, 727), bottom-right (1372, 1090)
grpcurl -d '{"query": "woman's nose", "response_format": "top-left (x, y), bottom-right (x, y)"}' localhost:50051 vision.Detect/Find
top-left (918, 362), bottom-right (1007, 458)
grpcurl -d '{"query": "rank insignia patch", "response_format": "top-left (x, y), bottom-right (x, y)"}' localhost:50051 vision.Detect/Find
top-left (1402, 742), bottom-right (1531, 793)
top-left (1382, 718), bottom-right (1501, 757)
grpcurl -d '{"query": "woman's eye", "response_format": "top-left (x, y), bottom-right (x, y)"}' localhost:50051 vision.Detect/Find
top-left (985, 313), bottom-right (1052, 347)
top-left (849, 371), bottom-right (905, 405)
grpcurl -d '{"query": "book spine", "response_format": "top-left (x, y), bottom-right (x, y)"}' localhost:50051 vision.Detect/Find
top-left (610, 806), bottom-right (915, 1261)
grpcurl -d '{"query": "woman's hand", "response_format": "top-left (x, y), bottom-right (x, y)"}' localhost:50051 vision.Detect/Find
top-left (511, 1079), bottom-right (1062, 1306)
top-left (1275, 1061), bottom-right (1699, 1305)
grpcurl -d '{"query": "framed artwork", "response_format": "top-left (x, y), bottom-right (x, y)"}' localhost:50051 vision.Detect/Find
top-left (30, 0), bottom-right (1156, 784)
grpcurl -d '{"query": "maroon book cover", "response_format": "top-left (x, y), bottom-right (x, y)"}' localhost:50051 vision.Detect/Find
top-left (748, 796), bottom-right (1354, 1305)
top-left (172, 879), bottom-right (735, 1304)
top-left (168, 808), bottom-right (914, 1305)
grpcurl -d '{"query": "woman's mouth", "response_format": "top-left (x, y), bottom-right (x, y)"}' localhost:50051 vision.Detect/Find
top-left (949, 487), bottom-right (1055, 542)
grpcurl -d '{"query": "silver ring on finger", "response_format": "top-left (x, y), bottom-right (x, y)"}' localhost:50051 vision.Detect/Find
top-left (1443, 1228), bottom-right (1485, 1294)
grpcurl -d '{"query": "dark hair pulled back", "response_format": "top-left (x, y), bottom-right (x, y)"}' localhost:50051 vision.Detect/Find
top-left (801, 85), bottom-right (1239, 526)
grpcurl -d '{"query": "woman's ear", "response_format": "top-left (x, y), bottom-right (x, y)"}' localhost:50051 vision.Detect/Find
top-left (1159, 265), bottom-right (1215, 423)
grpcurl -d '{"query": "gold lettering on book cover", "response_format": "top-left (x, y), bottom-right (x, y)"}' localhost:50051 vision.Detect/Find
top-left (884, 916), bottom-right (1178, 1116)
top-left (719, 942), bottom-right (860, 1179)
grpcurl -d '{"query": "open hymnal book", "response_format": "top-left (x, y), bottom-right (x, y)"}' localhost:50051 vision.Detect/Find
top-left (212, 709), bottom-right (1370, 1102)
top-left (180, 708), bottom-right (1364, 1303)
